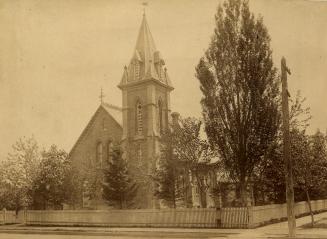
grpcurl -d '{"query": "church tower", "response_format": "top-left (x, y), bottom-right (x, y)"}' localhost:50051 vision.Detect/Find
top-left (118, 14), bottom-right (174, 208)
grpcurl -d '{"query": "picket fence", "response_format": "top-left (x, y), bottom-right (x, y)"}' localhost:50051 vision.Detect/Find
top-left (25, 208), bottom-right (219, 228)
top-left (249, 199), bottom-right (327, 227)
top-left (1, 199), bottom-right (326, 228)
top-left (0, 210), bottom-right (24, 225)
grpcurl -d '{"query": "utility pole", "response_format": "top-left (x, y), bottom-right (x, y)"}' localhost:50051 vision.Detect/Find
top-left (281, 57), bottom-right (296, 238)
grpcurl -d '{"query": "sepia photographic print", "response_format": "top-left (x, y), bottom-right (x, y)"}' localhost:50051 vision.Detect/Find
top-left (0, 0), bottom-right (327, 238)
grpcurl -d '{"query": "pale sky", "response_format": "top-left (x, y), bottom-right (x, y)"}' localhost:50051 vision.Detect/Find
top-left (0, 0), bottom-right (327, 159)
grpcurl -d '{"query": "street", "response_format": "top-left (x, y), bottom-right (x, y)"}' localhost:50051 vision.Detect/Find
top-left (0, 232), bottom-right (230, 239)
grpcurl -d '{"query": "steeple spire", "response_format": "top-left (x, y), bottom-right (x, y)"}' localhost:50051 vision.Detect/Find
top-left (134, 13), bottom-right (156, 65)
top-left (118, 13), bottom-right (173, 90)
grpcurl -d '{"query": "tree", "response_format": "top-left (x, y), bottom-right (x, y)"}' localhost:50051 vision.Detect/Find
top-left (102, 148), bottom-right (138, 209)
top-left (153, 133), bottom-right (179, 208)
top-left (79, 159), bottom-right (103, 209)
top-left (196, 0), bottom-right (279, 205)
top-left (0, 136), bottom-right (40, 212)
top-left (31, 145), bottom-right (70, 209)
top-left (153, 116), bottom-right (211, 208)
top-left (253, 93), bottom-right (313, 205)
top-left (293, 130), bottom-right (327, 227)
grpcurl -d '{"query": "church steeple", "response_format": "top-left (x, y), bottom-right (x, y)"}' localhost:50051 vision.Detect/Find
top-left (135, 14), bottom-right (157, 66)
top-left (118, 14), bottom-right (173, 89)
top-left (118, 13), bottom-right (174, 208)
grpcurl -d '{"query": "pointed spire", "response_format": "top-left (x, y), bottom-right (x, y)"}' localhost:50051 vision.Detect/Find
top-left (132, 50), bottom-right (142, 62)
top-left (119, 66), bottom-right (129, 86)
top-left (118, 13), bottom-right (174, 91)
top-left (134, 14), bottom-right (156, 66)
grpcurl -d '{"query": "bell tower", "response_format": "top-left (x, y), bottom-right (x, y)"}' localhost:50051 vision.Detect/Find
top-left (118, 14), bottom-right (174, 208)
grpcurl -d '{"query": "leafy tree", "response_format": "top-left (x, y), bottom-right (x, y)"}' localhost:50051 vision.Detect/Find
top-left (31, 145), bottom-right (70, 209)
top-left (253, 93), bottom-right (314, 205)
top-left (196, 0), bottom-right (279, 205)
top-left (79, 160), bottom-right (103, 209)
top-left (102, 148), bottom-right (138, 209)
top-left (153, 116), bottom-right (211, 208)
top-left (0, 136), bottom-right (40, 212)
top-left (293, 130), bottom-right (327, 226)
top-left (153, 134), bottom-right (179, 208)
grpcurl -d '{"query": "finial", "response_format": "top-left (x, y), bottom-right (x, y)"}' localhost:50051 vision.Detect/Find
top-left (142, 2), bottom-right (148, 16)
top-left (99, 87), bottom-right (105, 104)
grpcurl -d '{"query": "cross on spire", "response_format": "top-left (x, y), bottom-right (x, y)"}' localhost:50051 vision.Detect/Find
top-left (142, 2), bottom-right (148, 16)
top-left (99, 88), bottom-right (105, 104)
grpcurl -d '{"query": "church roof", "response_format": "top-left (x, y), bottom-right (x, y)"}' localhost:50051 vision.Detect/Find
top-left (68, 103), bottom-right (122, 157)
top-left (118, 14), bottom-right (173, 90)
top-left (101, 103), bottom-right (122, 126)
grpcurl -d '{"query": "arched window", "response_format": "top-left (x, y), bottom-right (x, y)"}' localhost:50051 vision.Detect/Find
top-left (136, 101), bottom-right (143, 135)
top-left (137, 144), bottom-right (142, 162)
top-left (158, 99), bottom-right (163, 133)
top-left (107, 141), bottom-right (113, 161)
top-left (133, 60), bottom-right (140, 81)
top-left (96, 142), bottom-right (103, 165)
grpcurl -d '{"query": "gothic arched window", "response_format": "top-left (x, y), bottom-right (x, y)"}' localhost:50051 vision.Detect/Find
top-left (133, 60), bottom-right (140, 81)
top-left (107, 141), bottom-right (113, 162)
top-left (136, 100), bottom-right (143, 135)
top-left (158, 99), bottom-right (163, 133)
top-left (96, 142), bottom-right (103, 165)
top-left (137, 144), bottom-right (142, 162)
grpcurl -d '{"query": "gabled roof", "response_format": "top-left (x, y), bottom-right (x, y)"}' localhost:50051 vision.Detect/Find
top-left (69, 103), bottom-right (122, 157)
top-left (101, 103), bottom-right (122, 126)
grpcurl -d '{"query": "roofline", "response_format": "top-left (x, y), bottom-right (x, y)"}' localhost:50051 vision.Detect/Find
top-left (68, 105), bottom-right (123, 158)
top-left (100, 103), bottom-right (123, 128)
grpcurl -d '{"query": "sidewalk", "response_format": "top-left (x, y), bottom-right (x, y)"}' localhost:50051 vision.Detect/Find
top-left (235, 212), bottom-right (327, 238)
top-left (0, 212), bottom-right (326, 238)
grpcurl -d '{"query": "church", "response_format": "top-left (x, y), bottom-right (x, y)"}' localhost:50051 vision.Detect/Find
top-left (69, 13), bottom-right (244, 209)
top-left (69, 13), bottom-right (175, 209)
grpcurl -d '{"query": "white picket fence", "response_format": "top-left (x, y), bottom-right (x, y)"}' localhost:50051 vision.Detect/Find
top-left (220, 199), bottom-right (327, 228)
top-left (25, 208), bottom-right (220, 228)
top-left (249, 199), bottom-right (327, 227)
top-left (1, 199), bottom-right (326, 228)
top-left (220, 207), bottom-right (249, 228)
top-left (0, 210), bottom-right (24, 225)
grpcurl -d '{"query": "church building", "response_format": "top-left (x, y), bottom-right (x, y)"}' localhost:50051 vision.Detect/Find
top-left (68, 13), bottom-right (247, 210)
top-left (69, 13), bottom-right (174, 209)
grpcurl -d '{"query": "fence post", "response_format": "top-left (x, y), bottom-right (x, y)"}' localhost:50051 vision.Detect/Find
top-left (24, 207), bottom-right (27, 225)
top-left (3, 208), bottom-right (6, 225)
top-left (247, 206), bottom-right (254, 229)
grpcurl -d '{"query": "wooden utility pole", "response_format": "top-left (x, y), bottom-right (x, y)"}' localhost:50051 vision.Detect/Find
top-left (281, 57), bottom-right (296, 237)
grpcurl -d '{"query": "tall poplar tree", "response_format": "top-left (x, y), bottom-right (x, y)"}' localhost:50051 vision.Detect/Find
top-left (196, 0), bottom-right (280, 205)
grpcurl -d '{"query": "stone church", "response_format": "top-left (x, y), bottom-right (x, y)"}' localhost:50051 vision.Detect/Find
top-left (69, 14), bottom-right (174, 209)
top-left (69, 14), bottom-right (244, 210)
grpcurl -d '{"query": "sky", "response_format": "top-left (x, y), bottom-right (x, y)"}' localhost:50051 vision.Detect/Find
top-left (0, 0), bottom-right (326, 159)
